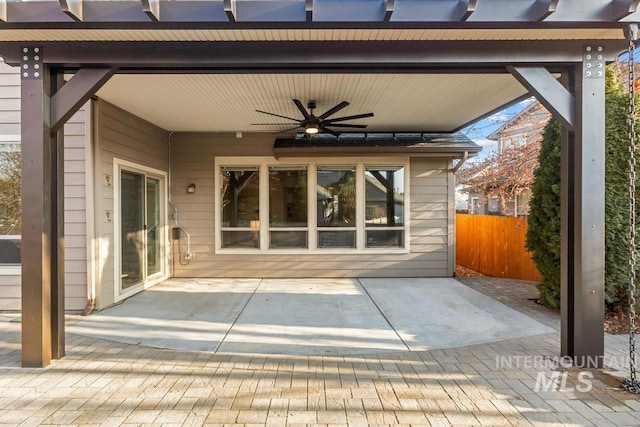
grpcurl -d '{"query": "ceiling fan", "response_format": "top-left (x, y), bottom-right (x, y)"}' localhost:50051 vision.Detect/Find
top-left (253, 99), bottom-right (374, 136)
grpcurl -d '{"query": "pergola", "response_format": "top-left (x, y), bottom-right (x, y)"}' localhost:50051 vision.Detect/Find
top-left (0, 0), bottom-right (636, 367)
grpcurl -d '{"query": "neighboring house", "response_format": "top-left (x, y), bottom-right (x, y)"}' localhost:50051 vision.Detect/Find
top-left (458, 100), bottom-right (551, 217)
top-left (0, 59), bottom-right (483, 312)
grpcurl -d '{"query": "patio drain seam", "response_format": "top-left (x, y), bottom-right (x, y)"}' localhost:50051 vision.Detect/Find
top-left (213, 278), bottom-right (263, 353)
top-left (356, 278), bottom-right (411, 352)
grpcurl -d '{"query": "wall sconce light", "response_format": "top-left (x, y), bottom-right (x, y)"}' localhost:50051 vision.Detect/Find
top-left (187, 183), bottom-right (196, 194)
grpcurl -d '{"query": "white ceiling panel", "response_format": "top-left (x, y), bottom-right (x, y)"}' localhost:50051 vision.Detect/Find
top-left (95, 73), bottom-right (529, 133)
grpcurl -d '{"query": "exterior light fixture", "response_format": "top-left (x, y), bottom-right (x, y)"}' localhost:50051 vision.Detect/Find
top-left (305, 124), bottom-right (319, 134)
top-left (187, 183), bottom-right (196, 194)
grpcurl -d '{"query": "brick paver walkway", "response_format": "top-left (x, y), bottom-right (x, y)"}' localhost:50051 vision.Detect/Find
top-left (1, 278), bottom-right (639, 426)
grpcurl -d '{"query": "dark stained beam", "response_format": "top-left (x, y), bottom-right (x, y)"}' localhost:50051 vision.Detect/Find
top-left (142, 0), bottom-right (160, 22)
top-left (306, 0), bottom-right (313, 21)
top-left (0, 0), bottom-right (637, 26)
top-left (384, 0), bottom-right (394, 21)
top-left (613, 0), bottom-right (640, 20)
top-left (51, 67), bottom-right (116, 132)
top-left (0, 39), bottom-right (626, 72)
top-left (507, 66), bottom-right (574, 131)
top-left (460, 0), bottom-right (476, 21)
top-left (224, 0), bottom-right (236, 22)
top-left (536, 0), bottom-right (559, 21)
top-left (59, 0), bottom-right (82, 22)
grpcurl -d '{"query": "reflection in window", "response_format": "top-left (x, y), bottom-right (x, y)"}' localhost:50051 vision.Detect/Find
top-left (317, 166), bottom-right (356, 248)
top-left (365, 166), bottom-right (405, 248)
top-left (221, 167), bottom-right (260, 248)
top-left (269, 167), bottom-right (308, 248)
top-left (317, 166), bottom-right (355, 227)
top-left (0, 144), bottom-right (20, 264)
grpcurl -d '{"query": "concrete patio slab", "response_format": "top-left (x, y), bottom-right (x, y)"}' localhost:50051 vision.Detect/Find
top-left (361, 277), bottom-right (555, 351)
top-left (67, 278), bottom-right (261, 352)
top-left (216, 278), bottom-right (407, 355)
top-left (69, 277), bottom-right (554, 356)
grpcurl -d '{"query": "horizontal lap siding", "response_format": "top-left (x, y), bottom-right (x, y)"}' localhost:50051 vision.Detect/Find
top-left (94, 99), bottom-right (169, 309)
top-left (0, 61), bottom-right (89, 311)
top-left (0, 62), bottom-right (20, 310)
top-left (170, 134), bottom-right (453, 278)
top-left (64, 107), bottom-right (89, 311)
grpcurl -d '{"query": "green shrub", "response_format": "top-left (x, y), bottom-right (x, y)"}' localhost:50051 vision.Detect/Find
top-left (527, 68), bottom-right (635, 311)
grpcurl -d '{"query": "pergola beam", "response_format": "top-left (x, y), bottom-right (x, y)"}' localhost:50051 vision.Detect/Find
top-left (141, 0), bottom-right (160, 22)
top-left (536, 0), bottom-right (559, 21)
top-left (0, 40), bottom-right (625, 72)
top-left (507, 66), bottom-right (574, 131)
top-left (613, 0), bottom-right (640, 20)
top-left (305, 0), bottom-right (313, 21)
top-left (0, 0), bottom-right (637, 25)
top-left (59, 0), bottom-right (82, 22)
top-left (51, 67), bottom-right (116, 132)
top-left (224, 0), bottom-right (236, 22)
top-left (460, 0), bottom-right (477, 21)
top-left (384, 0), bottom-right (394, 22)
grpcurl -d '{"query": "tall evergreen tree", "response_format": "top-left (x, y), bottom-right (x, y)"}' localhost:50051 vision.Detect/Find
top-left (526, 68), bottom-right (634, 310)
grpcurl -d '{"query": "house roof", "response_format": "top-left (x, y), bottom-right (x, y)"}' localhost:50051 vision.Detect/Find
top-left (273, 132), bottom-right (481, 158)
top-left (487, 100), bottom-right (552, 141)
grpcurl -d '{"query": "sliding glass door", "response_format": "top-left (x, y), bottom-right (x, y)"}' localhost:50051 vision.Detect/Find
top-left (117, 161), bottom-right (166, 297)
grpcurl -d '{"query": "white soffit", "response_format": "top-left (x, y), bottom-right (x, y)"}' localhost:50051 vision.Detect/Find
top-left (95, 73), bottom-right (529, 133)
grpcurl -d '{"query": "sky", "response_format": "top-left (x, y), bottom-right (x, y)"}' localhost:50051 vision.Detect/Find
top-left (460, 97), bottom-right (535, 161)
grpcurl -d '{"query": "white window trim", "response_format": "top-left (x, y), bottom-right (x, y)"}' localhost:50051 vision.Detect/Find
top-left (0, 139), bottom-right (22, 272)
top-left (113, 158), bottom-right (169, 303)
top-left (215, 156), bottom-right (410, 254)
top-left (0, 235), bottom-right (20, 274)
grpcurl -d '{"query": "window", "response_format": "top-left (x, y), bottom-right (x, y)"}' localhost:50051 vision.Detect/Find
top-left (269, 167), bottom-right (308, 248)
top-left (0, 144), bottom-right (20, 264)
top-left (220, 167), bottom-right (260, 248)
top-left (365, 166), bottom-right (405, 248)
top-left (317, 166), bottom-right (356, 248)
top-left (216, 158), bottom-right (408, 252)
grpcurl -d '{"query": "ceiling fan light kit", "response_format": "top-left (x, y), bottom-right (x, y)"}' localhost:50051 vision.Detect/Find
top-left (254, 98), bottom-right (374, 136)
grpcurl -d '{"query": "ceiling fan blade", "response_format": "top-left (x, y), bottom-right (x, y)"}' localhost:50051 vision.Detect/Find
top-left (276, 126), bottom-right (303, 134)
top-left (318, 101), bottom-right (350, 120)
top-left (252, 123), bottom-right (298, 125)
top-left (326, 123), bottom-right (368, 129)
top-left (324, 112), bottom-right (374, 123)
top-left (256, 109), bottom-right (300, 122)
top-left (293, 99), bottom-right (311, 120)
top-left (319, 124), bottom-right (340, 137)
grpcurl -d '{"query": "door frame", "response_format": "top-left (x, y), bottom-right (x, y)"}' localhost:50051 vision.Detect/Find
top-left (113, 158), bottom-right (169, 302)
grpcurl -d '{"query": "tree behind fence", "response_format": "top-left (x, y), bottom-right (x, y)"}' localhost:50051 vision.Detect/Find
top-left (456, 214), bottom-right (541, 282)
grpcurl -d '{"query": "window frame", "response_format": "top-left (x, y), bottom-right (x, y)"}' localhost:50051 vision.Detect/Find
top-left (0, 141), bottom-right (21, 270)
top-left (215, 156), bottom-right (410, 254)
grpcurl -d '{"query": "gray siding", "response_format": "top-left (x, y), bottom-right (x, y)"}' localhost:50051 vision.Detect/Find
top-left (93, 99), bottom-right (169, 309)
top-left (170, 133), bottom-right (453, 278)
top-left (0, 60), bottom-right (89, 311)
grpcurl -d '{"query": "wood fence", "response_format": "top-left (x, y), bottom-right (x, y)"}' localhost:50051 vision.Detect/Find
top-left (456, 214), bottom-right (542, 282)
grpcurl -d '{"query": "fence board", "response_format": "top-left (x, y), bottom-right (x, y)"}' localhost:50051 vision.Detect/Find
top-left (456, 214), bottom-right (541, 282)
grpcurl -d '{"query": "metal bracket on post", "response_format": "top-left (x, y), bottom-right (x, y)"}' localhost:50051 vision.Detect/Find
top-left (20, 47), bottom-right (43, 81)
top-left (583, 45), bottom-right (605, 80)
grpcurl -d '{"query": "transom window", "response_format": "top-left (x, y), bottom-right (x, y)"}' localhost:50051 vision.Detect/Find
top-left (216, 157), bottom-right (408, 252)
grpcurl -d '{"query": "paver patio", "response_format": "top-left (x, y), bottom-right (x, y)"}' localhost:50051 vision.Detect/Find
top-left (1, 277), bottom-right (639, 426)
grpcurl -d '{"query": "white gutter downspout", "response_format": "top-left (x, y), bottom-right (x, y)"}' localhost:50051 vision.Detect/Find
top-left (451, 151), bottom-right (469, 173)
top-left (83, 100), bottom-right (97, 316)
